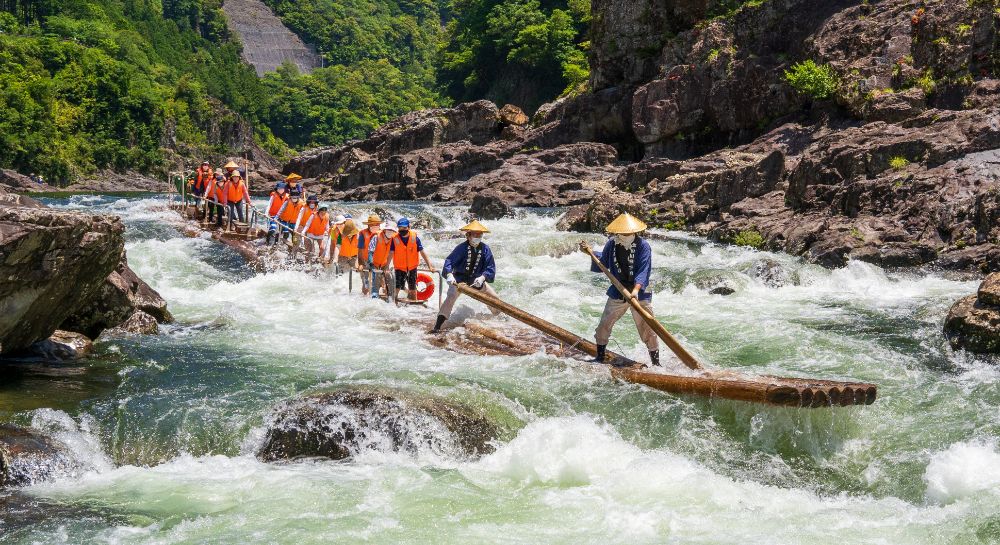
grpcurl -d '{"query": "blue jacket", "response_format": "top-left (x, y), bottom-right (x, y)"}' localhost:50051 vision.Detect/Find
top-left (591, 238), bottom-right (652, 301)
top-left (443, 242), bottom-right (496, 284)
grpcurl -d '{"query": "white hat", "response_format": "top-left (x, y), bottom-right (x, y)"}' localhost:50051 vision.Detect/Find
top-left (334, 214), bottom-right (346, 225)
top-left (381, 221), bottom-right (397, 232)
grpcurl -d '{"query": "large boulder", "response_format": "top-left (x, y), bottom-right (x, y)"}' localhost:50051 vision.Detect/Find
top-left (257, 387), bottom-right (503, 462)
top-left (0, 203), bottom-right (124, 354)
top-left (944, 273), bottom-right (1000, 354)
top-left (60, 254), bottom-right (172, 339)
top-left (23, 330), bottom-right (94, 361)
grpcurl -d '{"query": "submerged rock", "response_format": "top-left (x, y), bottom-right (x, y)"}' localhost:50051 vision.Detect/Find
top-left (746, 258), bottom-right (792, 288)
top-left (0, 425), bottom-right (72, 488)
top-left (23, 331), bottom-right (94, 361)
top-left (945, 273), bottom-right (1000, 354)
top-left (257, 387), bottom-right (502, 462)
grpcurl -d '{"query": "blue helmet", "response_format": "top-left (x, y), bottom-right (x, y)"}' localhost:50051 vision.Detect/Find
top-left (396, 217), bottom-right (410, 228)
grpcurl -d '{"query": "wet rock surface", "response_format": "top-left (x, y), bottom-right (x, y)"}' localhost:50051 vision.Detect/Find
top-left (945, 273), bottom-right (1000, 354)
top-left (23, 331), bottom-right (94, 362)
top-left (257, 387), bottom-right (503, 462)
top-left (0, 425), bottom-right (73, 488)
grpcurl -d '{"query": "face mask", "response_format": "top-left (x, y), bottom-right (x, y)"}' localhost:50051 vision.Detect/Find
top-left (615, 234), bottom-right (635, 246)
top-left (399, 228), bottom-right (409, 235)
top-left (309, 204), bottom-right (316, 209)
top-left (469, 237), bottom-right (482, 247)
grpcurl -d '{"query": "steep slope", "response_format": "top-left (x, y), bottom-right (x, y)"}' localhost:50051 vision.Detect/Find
top-left (222, 0), bottom-right (322, 76)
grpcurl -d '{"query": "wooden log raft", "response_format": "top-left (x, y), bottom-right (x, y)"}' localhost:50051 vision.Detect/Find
top-left (455, 284), bottom-right (877, 408)
top-left (169, 202), bottom-right (266, 267)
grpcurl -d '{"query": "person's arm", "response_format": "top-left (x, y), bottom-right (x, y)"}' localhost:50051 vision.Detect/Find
top-left (590, 239), bottom-right (613, 273)
top-left (294, 209), bottom-right (307, 232)
top-left (482, 245), bottom-right (496, 282)
top-left (266, 195), bottom-right (276, 217)
top-left (242, 183), bottom-right (251, 204)
top-left (632, 241), bottom-right (652, 296)
top-left (300, 215), bottom-right (314, 235)
top-left (273, 200), bottom-right (288, 221)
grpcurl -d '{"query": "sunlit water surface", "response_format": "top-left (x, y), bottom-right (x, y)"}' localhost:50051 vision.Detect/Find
top-left (2, 194), bottom-right (999, 544)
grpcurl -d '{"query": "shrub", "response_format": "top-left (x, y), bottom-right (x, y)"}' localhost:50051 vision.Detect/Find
top-left (889, 156), bottom-right (910, 170)
top-left (784, 60), bottom-right (839, 100)
top-left (732, 229), bottom-right (765, 249)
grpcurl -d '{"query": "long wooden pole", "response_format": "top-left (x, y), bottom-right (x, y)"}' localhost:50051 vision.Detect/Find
top-left (581, 244), bottom-right (702, 370)
top-left (455, 283), bottom-right (630, 364)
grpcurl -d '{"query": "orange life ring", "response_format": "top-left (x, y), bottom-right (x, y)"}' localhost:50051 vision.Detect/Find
top-left (416, 272), bottom-right (435, 302)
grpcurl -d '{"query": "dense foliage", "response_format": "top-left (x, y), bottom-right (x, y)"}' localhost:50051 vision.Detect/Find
top-left (438, 0), bottom-right (590, 112)
top-left (0, 0), bottom-right (278, 182)
top-left (784, 60), bottom-right (839, 100)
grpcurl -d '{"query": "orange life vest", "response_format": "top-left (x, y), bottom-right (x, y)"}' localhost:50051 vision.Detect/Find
top-left (194, 169), bottom-right (211, 191)
top-left (227, 180), bottom-right (246, 203)
top-left (359, 229), bottom-right (378, 262)
top-left (307, 214), bottom-right (328, 237)
top-left (206, 179), bottom-right (225, 202)
top-left (372, 233), bottom-right (393, 268)
top-left (392, 231), bottom-right (420, 271)
top-left (297, 206), bottom-right (316, 230)
top-left (267, 192), bottom-right (287, 216)
top-left (340, 233), bottom-right (359, 258)
top-left (279, 200), bottom-right (303, 223)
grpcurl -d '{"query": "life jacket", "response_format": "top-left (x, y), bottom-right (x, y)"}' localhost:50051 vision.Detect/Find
top-left (359, 229), bottom-right (378, 262)
top-left (227, 180), bottom-right (246, 203)
top-left (306, 215), bottom-right (328, 237)
top-left (392, 231), bottom-right (420, 271)
top-left (372, 233), bottom-right (393, 267)
top-left (206, 179), bottom-right (225, 202)
top-left (340, 233), bottom-right (359, 258)
top-left (194, 169), bottom-right (211, 191)
top-left (297, 206), bottom-right (316, 231)
top-left (267, 192), bottom-right (287, 216)
top-left (278, 200), bottom-right (303, 223)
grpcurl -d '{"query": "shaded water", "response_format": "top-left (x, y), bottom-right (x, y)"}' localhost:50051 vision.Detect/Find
top-left (2, 195), bottom-right (999, 544)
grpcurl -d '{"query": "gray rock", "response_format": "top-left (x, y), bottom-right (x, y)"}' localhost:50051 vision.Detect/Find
top-left (0, 425), bottom-right (73, 488)
top-left (944, 294), bottom-right (1000, 354)
top-left (979, 273), bottom-right (1000, 307)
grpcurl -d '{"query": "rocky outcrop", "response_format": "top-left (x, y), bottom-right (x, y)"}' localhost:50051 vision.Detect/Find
top-left (0, 425), bottom-right (73, 488)
top-left (944, 273), bottom-right (1000, 353)
top-left (257, 387), bottom-right (502, 462)
top-left (0, 201), bottom-right (124, 355)
top-left (24, 331), bottom-right (94, 361)
top-left (60, 255), bottom-right (172, 340)
top-left (0, 170), bottom-right (56, 193)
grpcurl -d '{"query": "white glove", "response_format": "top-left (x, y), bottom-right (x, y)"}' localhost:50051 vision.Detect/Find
top-left (472, 275), bottom-right (486, 288)
top-left (446, 273), bottom-right (456, 286)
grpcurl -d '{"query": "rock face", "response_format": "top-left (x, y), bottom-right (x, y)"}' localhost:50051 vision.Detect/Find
top-left (945, 273), bottom-right (1000, 353)
top-left (24, 330), bottom-right (94, 361)
top-left (0, 200), bottom-right (124, 355)
top-left (60, 255), bottom-right (172, 340)
top-left (0, 425), bottom-right (73, 488)
top-left (257, 388), bottom-right (501, 462)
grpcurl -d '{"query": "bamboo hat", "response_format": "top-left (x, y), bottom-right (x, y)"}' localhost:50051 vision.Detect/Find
top-left (224, 161), bottom-right (239, 169)
top-left (606, 213), bottom-right (647, 234)
top-left (342, 220), bottom-right (359, 237)
top-left (285, 173), bottom-right (303, 182)
top-left (365, 214), bottom-right (382, 226)
top-left (459, 220), bottom-right (490, 233)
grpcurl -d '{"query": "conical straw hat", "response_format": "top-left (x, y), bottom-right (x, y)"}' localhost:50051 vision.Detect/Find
top-left (459, 220), bottom-right (490, 233)
top-left (224, 160), bottom-right (239, 169)
top-left (285, 173), bottom-right (302, 182)
top-left (605, 213), bottom-right (647, 234)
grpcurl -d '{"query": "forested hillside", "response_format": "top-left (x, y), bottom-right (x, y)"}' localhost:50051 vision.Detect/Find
top-left (0, 0), bottom-right (592, 182)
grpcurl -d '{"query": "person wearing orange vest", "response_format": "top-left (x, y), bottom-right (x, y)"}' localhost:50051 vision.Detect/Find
top-left (284, 173), bottom-right (304, 200)
top-left (323, 214), bottom-right (347, 266)
top-left (264, 182), bottom-right (288, 245)
top-left (187, 161), bottom-right (212, 211)
top-left (300, 204), bottom-right (331, 261)
top-left (356, 214), bottom-right (382, 296)
top-left (388, 217), bottom-right (435, 303)
top-left (367, 222), bottom-right (397, 300)
top-left (203, 171), bottom-right (228, 227)
top-left (273, 190), bottom-right (304, 244)
top-left (331, 217), bottom-right (359, 271)
top-left (225, 171), bottom-right (250, 226)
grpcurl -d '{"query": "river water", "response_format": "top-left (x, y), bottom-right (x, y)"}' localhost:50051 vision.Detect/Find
top-left (2, 194), bottom-right (999, 544)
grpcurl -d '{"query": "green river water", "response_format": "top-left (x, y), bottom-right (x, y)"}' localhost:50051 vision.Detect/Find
top-left (1, 194), bottom-right (999, 544)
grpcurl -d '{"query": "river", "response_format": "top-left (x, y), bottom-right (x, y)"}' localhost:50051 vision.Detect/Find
top-left (2, 194), bottom-right (998, 544)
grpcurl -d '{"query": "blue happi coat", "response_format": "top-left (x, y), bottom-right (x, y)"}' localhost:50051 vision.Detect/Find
top-left (443, 242), bottom-right (496, 284)
top-left (591, 237), bottom-right (652, 301)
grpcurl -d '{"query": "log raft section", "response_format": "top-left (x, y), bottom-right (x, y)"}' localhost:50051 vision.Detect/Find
top-left (455, 284), bottom-right (877, 408)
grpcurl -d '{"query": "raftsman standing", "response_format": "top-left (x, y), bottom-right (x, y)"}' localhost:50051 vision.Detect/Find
top-left (580, 213), bottom-right (660, 366)
top-left (433, 221), bottom-right (498, 332)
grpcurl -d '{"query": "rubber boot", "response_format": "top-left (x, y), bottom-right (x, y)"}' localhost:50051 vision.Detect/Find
top-left (265, 231), bottom-right (274, 245)
top-left (649, 351), bottom-right (660, 366)
top-left (592, 344), bottom-right (607, 363)
top-left (432, 315), bottom-right (447, 333)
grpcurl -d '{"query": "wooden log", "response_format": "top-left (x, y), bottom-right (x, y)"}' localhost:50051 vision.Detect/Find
top-left (581, 245), bottom-right (702, 370)
top-left (454, 284), bottom-right (875, 408)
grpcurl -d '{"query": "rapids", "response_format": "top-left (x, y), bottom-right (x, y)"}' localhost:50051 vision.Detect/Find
top-left (1, 194), bottom-right (998, 544)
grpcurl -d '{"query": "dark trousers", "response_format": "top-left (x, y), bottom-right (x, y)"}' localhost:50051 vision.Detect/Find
top-left (208, 203), bottom-right (225, 225)
top-left (227, 202), bottom-right (245, 223)
top-left (395, 269), bottom-right (418, 290)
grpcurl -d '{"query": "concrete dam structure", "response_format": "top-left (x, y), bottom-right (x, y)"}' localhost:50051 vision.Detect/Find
top-left (222, 0), bottom-right (323, 76)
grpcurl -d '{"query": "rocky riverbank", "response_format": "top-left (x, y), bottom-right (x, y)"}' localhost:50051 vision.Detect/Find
top-left (284, 0), bottom-right (1000, 273)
